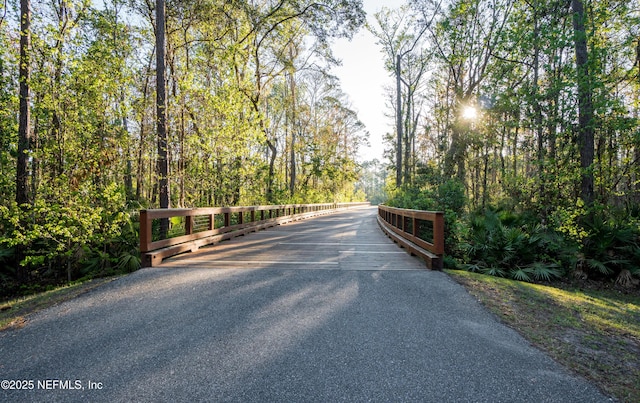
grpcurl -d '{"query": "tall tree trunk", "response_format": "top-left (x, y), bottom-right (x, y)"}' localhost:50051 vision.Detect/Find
top-left (156, 0), bottom-right (169, 236)
top-left (16, 0), bottom-right (31, 282)
top-left (179, 106), bottom-right (185, 208)
top-left (395, 54), bottom-right (402, 188)
top-left (289, 71), bottom-right (296, 197)
top-left (532, 6), bottom-right (546, 213)
top-left (16, 0), bottom-right (31, 207)
top-left (403, 90), bottom-right (412, 185)
top-left (572, 0), bottom-right (594, 205)
top-left (136, 52), bottom-right (152, 200)
top-left (266, 138), bottom-right (277, 202)
top-left (122, 91), bottom-right (133, 199)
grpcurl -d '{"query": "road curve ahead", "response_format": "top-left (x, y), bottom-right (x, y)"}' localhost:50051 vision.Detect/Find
top-left (0, 207), bottom-right (610, 402)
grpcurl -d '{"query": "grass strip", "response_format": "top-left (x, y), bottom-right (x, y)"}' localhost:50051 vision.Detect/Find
top-left (0, 277), bottom-right (118, 331)
top-left (446, 269), bottom-right (640, 402)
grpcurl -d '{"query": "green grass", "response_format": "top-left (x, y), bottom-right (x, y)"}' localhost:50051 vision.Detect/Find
top-left (0, 277), bottom-right (118, 331)
top-left (447, 269), bottom-right (640, 402)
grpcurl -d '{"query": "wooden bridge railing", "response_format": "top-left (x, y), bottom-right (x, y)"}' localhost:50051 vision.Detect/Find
top-left (377, 205), bottom-right (444, 270)
top-left (140, 202), bottom-right (370, 267)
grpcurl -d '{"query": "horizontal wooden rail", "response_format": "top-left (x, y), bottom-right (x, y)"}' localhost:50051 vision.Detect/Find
top-left (140, 202), bottom-right (370, 267)
top-left (377, 205), bottom-right (444, 270)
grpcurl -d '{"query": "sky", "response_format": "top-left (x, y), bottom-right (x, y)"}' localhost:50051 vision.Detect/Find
top-left (330, 0), bottom-right (406, 162)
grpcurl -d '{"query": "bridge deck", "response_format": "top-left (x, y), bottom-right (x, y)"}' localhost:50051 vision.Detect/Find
top-left (161, 206), bottom-right (424, 271)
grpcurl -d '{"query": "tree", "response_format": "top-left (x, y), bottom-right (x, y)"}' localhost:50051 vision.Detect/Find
top-left (370, 4), bottom-right (436, 188)
top-left (571, 0), bottom-right (594, 205)
top-left (14, 0), bottom-right (32, 282)
top-left (227, 0), bottom-right (364, 201)
top-left (356, 159), bottom-right (388, 204)
top-left (155, 0), bottom-right (169, 241)
top-left (156, 0), bottom-right (169, 212)
top-left (419, 0), bottom-right (513, 182)
top-left (0, 0), bottom-right (15, 198)
top-left (17, 0), bottom-right (31, 207)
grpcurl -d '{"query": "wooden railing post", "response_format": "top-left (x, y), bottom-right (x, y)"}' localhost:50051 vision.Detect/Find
top-left (185, 213), bottom-right (194, 235)
top-left (140, 210), bottom-right (152, 253)
top-left (433, 212), bottom-right (445, 255)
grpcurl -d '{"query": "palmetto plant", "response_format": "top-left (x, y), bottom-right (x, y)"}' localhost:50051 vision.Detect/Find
top-left (579, 214), bottom-right (640, 285)
top-left (112, 214), bottom-right (141, 273)
top-left (461, 209), bottom-right (565, 282)
top-left (79, 209), bottom-right (141, 278)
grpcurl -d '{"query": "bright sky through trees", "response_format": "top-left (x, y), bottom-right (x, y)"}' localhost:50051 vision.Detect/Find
top-left (462, 106), bottom-right (478, 120)
top-left (331, 0), bottom-right (405, 162)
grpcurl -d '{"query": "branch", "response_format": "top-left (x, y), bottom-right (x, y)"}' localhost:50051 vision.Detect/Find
top-left (0, 0), bottom-right (7, 28)
top-left (237, 0), bottom-right (287, 46)
top-left (256, 2), bottom-right (322, 51)
top-left (400, 0), bottom-right (443, 58)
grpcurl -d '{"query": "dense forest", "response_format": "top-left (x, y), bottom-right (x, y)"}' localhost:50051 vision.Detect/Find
top-left (0, 0), bottom-right (368, 294)
top-left (1, 0), bottom-right (639, 294)
top-left (373, 0), bottom-right (640, 287)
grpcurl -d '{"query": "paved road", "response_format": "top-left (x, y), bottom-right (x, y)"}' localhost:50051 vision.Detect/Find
top-left (0, 207), bottom-right (610, 402)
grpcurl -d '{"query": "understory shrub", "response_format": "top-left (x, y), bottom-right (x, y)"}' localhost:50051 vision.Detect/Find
top-left (0, 183), bottom-right (141, 296)
top-left (461, 203), bottom-right (640, 285)
top-left (578, 211), bottom-right (640, 286)
top-left (460, 208), bottom-right (568, 282)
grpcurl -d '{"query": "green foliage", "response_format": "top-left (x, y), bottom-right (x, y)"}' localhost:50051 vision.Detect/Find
top-left (578, 209), bottom-right (640, 282)
top-left (460, 208), bottom-right (567, 282)
top-left (380, 0), bottom-right (640, 289)
top-left (386, 187), bottom-right (433, 210)
top-left (437, 178), bottom-right (466, 214)
top-left (550, 199), bottom-right (591, 245)
top-left (387, 179), bottom-right (465, 212)
top-left (457, 204), bottom-right (640, 285)
top-left (0, 184), bottom-right (140, 289)
top-left (0, 245), bottom-right (16, 290)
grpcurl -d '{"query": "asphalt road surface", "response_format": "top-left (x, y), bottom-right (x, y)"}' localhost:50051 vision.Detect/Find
top-left (0, 207), bottom-right (611, 402)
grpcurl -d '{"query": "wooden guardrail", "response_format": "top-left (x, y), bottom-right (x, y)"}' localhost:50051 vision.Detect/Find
top-left (377, 205), bottom-right (444, 270)
top-left (140, 202), bottom-right (370, 267)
